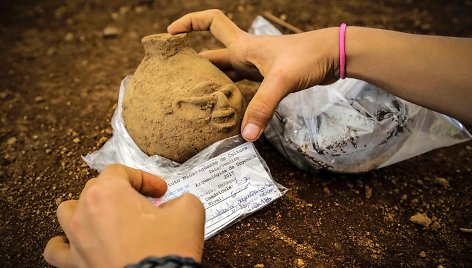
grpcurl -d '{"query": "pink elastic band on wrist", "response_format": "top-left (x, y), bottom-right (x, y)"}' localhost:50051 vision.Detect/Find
top-left (339, 23), bottom-right (347, 79)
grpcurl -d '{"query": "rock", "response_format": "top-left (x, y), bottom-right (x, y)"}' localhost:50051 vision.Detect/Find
top-left (409, 212), bottom-right (432, 228)
top-left (119, 6), bottom-right (130, 15)
top-left (73, 137), bottom-right (81, 143)
top-left (0, 92), bottom-right (8, 100)
top-left (6, 137), bottom-right (17, 145)
top-left (111, 12), bottom-right (119, 20)
top-left (419, 251), bottom-right (426, 258)
top-left (98, 136), bottom-right (108, 145)
top-left (4, 153), bottom-right (15, 161)
top-left (435, 177), bottom-right (449, 187)
top-left (64, 32), bottom-right (74, 42)
top-left (46, 47), bottom-right (56, 56)
top-left (55, 197), bottom-right (63, 206)
top-left (253, 264), bottom-right (264, 268)
top-left (431, 221), bottom-right (441, 231)
top-left (365, 185), bottom-right (372, 199)
top-left (294, 258), bottom-right (305, 268)
top-left (103, 26), bottom-right (120, 38)
top-left (34, 96), bottom-right (44, 103)
top-left (134, 6), bottom-right (145, 13)
top-left (323, 186), bottom-right (330, 194)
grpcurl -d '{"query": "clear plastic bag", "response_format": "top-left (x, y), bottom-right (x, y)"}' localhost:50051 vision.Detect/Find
top-left (83, 76), bottom-right (287, 239)
top-left (250, 16), bottom-right (472, 173)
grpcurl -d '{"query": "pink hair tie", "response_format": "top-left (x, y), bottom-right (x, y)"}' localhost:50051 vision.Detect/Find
top-left (339, 23), bottom-right (347, 79)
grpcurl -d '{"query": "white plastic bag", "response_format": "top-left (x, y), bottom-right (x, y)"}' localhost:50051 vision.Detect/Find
top-left (84, 76), bottom-right (287, 239)
top-left (250, 16), bottom-right (472, 173)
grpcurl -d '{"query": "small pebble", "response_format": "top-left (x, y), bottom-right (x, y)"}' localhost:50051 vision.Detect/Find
top-left (323, 186), bottom-right (330, 194)
top-left (64, 32), bottom-right (74, 42)
top-left (294, 258), bottom-right (305, 268)
top-left (103, 26), bottom-right (120, 38)
top-left (34, 96), bottom-right (44, 103)
top-left (73, 137), bottom-right (81, 143)
top-left (431, 221), bottom-right (441, 231)
top-left (419, 251), bottom-right (426, 258)
top-left (365, 185), bottom-right (372, 199)
top-left (55, 197), bottom-right (63, 206)
top-left (6, 137), bottom-right (17, 145)
top-left (253, 264), bottom-right (264, 268)
top-left (410, 212), bottom-right (432, 228)
top-left (435, 177), bottom-right (449, 187)
top-left (4, 153), bottom-right (15, 161)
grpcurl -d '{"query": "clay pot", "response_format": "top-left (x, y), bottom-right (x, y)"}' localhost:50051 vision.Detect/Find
top-left (122, 33), bottom-right (246, 163)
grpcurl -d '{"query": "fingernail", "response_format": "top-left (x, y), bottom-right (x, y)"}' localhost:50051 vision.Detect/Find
top-left (242, 123), bottom-right (260, 141)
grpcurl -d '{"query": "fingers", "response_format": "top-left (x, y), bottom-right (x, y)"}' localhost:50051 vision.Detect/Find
top-left (44, 236), bottom-right (73, 268)
top-left (57, 200), bottom-right (78, 235)
top-left (200, 49), bottom-right (243, 81)
top-left (167, 9), bottom-right (242, 47)
top-left (80, 178), bottom-right (96, 198)
top-left (160, 193), bottom-right (205, 218)
top-left (98, 164), bottom-right (168, 198)
top-left (200, 49), bottom-right (232, 70)
top-left (241, 70), bottom-right (292, 141)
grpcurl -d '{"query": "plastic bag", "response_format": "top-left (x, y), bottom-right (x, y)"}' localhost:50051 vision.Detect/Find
top-left (83, 76), bottom-right (287, 239)
top-left (250, 16), bottom-right (472, 173)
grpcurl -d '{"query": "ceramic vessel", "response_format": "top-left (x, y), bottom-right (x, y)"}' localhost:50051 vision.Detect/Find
top-left (123, 33), bottom-right (246, 163)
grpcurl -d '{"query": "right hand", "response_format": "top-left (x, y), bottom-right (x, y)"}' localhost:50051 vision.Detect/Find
top-left (168, 9), bottom-right (340, 141)
top-left (44, 164), bottom-right (205, 268)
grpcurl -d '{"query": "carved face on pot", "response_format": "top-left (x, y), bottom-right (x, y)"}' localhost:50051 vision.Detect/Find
top-left (172, 81), bottom-right (244, 130)
top-left (122, 33), bottom-right (246, 163)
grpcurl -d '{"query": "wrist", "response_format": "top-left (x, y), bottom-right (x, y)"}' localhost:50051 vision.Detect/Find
top-left (308, 27), bottom-right (340, 83)
top-left (125, 256), bottom-right (202, 268)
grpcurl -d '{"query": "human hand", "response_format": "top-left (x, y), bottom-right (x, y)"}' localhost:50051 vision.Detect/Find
top-left (43, 164), bottom-right (205, 267)
top-left (168, 9), bottom-right (340, 141)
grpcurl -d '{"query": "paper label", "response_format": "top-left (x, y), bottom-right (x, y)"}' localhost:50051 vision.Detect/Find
top-left (149, 142), bottom-right (284, 239)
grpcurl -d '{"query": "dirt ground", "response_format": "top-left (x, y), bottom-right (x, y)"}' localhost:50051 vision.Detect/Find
top-left (1, 0), bottom-right (472, 267)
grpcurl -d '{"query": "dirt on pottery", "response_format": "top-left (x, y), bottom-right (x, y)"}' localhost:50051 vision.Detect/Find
top-left (123, 33), bottom-right (245, 163)
top-left (1, 0), bottom-right (472, 267)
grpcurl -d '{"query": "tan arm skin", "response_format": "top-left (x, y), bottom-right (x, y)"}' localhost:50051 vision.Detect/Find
top-left (168, 10), bottom-right (472, 142)
top-left (347, 27), bottom-right (472, 123)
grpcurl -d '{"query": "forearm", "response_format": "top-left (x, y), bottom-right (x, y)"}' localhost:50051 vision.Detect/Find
top-left (346, 27), bottom-right (472, 123)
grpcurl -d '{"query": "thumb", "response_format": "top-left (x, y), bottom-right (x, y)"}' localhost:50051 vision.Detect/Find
top-left (99, 164), bottom-right (168, 198)
top-left (241, 71), bottom-right (291, 141)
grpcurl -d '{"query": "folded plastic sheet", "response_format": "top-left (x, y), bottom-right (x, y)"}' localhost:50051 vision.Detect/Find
top-left (250, 16), bottom-right (471, 173)
top-left (84, 76), bottom-right (287, 239)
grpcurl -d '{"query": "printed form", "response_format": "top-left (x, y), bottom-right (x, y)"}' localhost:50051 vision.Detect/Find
top-left (149, 142), bottom-right (285, 239)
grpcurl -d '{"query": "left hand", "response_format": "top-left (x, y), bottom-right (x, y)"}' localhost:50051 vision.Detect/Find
top-left (168, 10), bottom-right (339, 141)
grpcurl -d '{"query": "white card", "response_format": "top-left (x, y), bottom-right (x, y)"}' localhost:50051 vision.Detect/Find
top-left (149, 142), bottom-right (284, 239)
